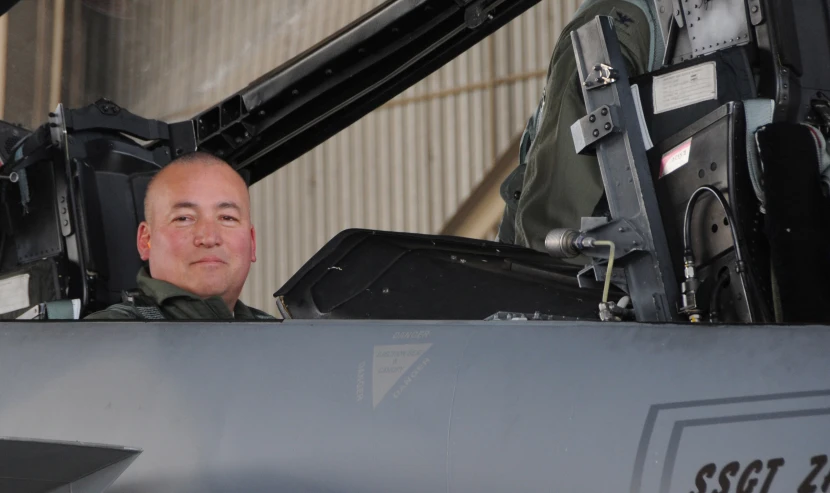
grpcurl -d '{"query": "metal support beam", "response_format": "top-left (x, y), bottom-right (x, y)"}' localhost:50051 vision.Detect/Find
top-left (0, 12), bottom-right (7, 119)
top-left (570, 16), bottom-right (681, 322)
top-left (49, 0), bottom-right (65, 111)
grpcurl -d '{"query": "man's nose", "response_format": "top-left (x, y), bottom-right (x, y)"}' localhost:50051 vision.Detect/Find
top-left (194, 220), bottom-right (222, 247)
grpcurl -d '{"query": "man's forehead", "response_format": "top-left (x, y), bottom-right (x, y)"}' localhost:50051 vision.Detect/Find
top-left (149, 167), bottom-right (250, 213)
top-left (169, 200), bottom-right (244, 210)
top-left (154, 164), bottom-right (248, 195)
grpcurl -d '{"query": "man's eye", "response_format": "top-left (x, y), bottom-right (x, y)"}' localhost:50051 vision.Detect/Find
top-left (174, 216), bottom-right (191, 222)
top-left (221, 216), bottom-right (239, 222)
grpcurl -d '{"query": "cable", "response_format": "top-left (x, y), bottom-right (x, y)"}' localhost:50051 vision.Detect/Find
top-left (682, 185), bottom-right (754, 323)
top-left (593, 240), bottom-right (615, 303)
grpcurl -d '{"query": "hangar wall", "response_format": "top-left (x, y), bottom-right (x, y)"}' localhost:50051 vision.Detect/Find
top-left (3, 0), bottom-right (585, 316)
top-left (244, 0), bottom-right (586, 316)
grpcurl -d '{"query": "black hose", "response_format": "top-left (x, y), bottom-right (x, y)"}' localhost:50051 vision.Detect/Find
top-left (683, 185), bottom-right (755, 322)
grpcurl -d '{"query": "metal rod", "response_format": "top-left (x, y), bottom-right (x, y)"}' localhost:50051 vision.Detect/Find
top-left (49, 0), bottom-right (66, 110)
top-left (33, 0), bottom-right (48, 120)
top-left (0, 13), bottom-right (8, 119)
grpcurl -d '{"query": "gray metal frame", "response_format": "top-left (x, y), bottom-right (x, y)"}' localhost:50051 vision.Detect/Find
top-left (569, 16), bottom-right (680, 322)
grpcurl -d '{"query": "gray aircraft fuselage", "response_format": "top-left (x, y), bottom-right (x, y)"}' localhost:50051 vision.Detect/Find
top-left (0, 319), bottom-right (827, 493)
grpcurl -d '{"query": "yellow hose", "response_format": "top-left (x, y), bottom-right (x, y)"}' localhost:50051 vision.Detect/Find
top-left (593, 240), bottom-right (616, 303)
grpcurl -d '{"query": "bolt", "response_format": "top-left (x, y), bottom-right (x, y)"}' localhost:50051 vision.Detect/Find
top-left (593, 129), bottom-right (600, 137)
top-left (589, 115), bottom-right (596, 122)
top-left (601, 108), bottom-right (608, 116)
top-left (63, 220), bottom-right (69, 227)
top-left (751, 5), bottom-right (759, 12)
top-left (618, 227), bottom-right (625, 233)
top-left (605, 123), bottom-right (612, 130)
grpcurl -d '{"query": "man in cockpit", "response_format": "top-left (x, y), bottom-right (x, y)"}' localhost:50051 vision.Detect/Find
top-left (497, 0), bottom-right (654, 252)
top-left (86, 152), bottom-right (273, 320)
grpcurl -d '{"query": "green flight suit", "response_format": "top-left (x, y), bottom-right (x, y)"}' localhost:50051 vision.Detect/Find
top-left (84, 267), bottom-right (274, 320)
top-left (498, 0), bottom-right (653, 252)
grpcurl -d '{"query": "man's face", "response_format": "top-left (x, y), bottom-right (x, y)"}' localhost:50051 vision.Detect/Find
top-left (137, 161), bottom-right (256, 307)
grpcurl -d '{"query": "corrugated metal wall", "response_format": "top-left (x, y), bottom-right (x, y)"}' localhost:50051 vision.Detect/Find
top-left (76, 0), bottom-right (584, 315)
top-left (242, 0), bottom-right (584, 316)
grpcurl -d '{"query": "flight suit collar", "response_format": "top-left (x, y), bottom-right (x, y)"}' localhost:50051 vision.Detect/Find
top-left (135, 266), bottom-right (256, 319)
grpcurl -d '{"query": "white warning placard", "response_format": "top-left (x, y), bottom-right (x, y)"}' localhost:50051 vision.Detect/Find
top-left (0, 273), bottom-right (30, 314)
top-left (660, 138), bottom-right (693, 178)
top-left (653, 62), bottom-right (717, 114)
top-left (372, 343), bottom-right (432, 409)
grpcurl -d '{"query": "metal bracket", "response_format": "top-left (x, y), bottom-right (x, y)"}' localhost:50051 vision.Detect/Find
top-left (463, 0), bottom-right (493, 29)
top-left (686, 0), bottom-right (751, 58)
top-left (56, 175), bottom-right (72, 237)
top-left (671, 0), bottom-right (685, 27)
top-left (583, 63), bottom-right (619, 90)
top-left (49, 105), bottom-right (73, 237)
top-left (748, 0), bottom-right (764, 26)
top-left (15, 303), bottom-right (42, 319)
top-left (578, 265), bottom-right (628, 291)
top-left (580, 217), bottom-right (646, 259)
top-left (571, 105), bottom-right (619, 154)
top-left (571, 16), bottom-right (681, 322)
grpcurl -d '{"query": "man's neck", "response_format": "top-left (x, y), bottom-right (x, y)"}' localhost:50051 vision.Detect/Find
top-left (221, 296), bottom-right (238, 314)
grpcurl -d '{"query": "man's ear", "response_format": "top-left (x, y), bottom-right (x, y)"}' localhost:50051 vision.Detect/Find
top-left (137, 222), bottom-right (151, 261)
top-left (250, 225), bottom-right (257, 263)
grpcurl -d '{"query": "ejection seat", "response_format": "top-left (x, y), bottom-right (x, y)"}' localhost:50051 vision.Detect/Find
top-left (0, 100), bottom-right (195, 319)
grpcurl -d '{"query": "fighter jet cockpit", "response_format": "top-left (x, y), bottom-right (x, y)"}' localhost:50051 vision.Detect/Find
top-left (1, 2), bottom-right (830, 491)
top-left (0, 0), bottom-right (828, 326)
